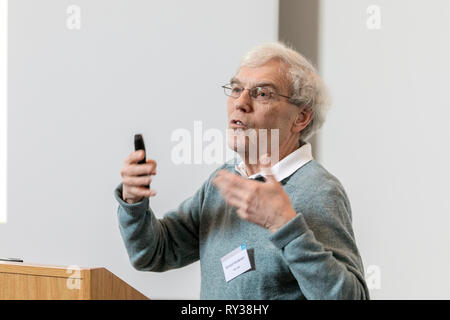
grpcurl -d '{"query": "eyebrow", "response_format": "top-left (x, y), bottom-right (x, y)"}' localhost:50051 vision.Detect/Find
top-left (229, 77), bottom-right (280, 91)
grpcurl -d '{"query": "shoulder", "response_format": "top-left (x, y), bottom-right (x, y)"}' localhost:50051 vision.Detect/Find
top-left (293, 160), bottom-right (347, 193)
top-left (287, 160), bottom-right (353, 220)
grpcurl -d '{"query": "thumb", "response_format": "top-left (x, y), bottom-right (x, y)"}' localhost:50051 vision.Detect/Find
top-left (259, 154), bottom-right (277, 183)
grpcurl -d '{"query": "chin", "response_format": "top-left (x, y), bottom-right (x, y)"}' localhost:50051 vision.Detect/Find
top-left (227, 136), bottom-right (243, 153)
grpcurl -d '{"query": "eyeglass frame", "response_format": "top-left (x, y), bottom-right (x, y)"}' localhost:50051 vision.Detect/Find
top-left (221, 83), bottom-right (294, 102)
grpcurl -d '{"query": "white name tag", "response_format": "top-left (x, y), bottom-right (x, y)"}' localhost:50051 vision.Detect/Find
top-left (221, 244), bottom-right (252, 282)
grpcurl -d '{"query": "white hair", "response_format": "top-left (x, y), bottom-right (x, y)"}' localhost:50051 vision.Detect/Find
top-left (238, 42), bottom-right (331, 141)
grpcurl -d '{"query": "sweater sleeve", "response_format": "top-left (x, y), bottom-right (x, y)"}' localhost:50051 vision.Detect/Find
top-left (268, 183), bottom-right (370, 300)
top-left (114, 180), bottom-right (208, 272)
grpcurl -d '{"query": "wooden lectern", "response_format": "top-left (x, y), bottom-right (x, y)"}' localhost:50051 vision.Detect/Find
top-left (0, 261), bottom-right (149, 300)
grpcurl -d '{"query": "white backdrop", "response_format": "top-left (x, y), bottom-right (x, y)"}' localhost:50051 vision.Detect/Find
top-left (1, 0), bottom-right (278, 299)
top-left (318, 0), bottom-right (450, 299)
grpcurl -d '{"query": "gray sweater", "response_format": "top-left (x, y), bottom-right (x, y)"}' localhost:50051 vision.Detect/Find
top-left (114, 159), bottom-right (369, 300)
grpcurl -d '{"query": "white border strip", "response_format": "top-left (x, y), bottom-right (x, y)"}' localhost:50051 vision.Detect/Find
top-left (0, 0), bottom-right (7, 223)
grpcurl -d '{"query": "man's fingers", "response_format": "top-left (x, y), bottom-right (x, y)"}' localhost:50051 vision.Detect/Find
top-left (225, 194), bottom-right (248, 211)
top-left (123, 175), bottom-right (152, 187)
top-left (213, 172), bottom-right (260, 210)
top-left (121, 152), bottom-right (158, 203)
top-left (124, 150), bottom-right (157, 169)
top-left (213, 170), bottom-right (250, 192)
top-left (128, 186), bottom-right (157, 197)
top-left (146, 159), bottom-right (157, 174)
top-left (124, 162), bottom-right (157, 176)
top-left (215, 185), bottom-right (248, 213)
top-left (124, 150), bottom-right (146, 165)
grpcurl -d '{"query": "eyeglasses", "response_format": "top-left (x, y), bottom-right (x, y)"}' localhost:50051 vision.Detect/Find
top-left (221, 84), bottom-right (292, 102)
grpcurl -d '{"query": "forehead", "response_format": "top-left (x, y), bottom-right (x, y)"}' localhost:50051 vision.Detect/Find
top-left (232, 59), bottom-right (288, 90)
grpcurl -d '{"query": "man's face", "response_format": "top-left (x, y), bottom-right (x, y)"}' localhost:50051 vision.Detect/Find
top-left (227, 59), bottom-right (297, 161)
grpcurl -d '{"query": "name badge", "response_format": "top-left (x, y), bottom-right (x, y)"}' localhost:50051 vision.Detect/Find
top-left (221, 244), bottom-right (252, 282)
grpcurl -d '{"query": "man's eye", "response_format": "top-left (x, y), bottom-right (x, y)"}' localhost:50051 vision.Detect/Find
top-left (232, 87), bottom-right (242, 93)
top-left (257, 88), bottom-right (270, 97)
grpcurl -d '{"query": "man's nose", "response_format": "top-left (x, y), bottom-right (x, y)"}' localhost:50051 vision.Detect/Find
top-left (233, 89), bottom-right (253, 113)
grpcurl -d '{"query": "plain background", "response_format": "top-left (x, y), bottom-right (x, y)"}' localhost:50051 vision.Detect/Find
top-left (1, 0), bottom-right (450, 299)
top-left (2, 0), bottom-right (278, 300)
top-left (317, 0), bottom-right (450, 299)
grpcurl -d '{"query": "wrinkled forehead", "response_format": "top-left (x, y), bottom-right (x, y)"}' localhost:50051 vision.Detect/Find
top-left (231, 60), bottom-right (290, 92)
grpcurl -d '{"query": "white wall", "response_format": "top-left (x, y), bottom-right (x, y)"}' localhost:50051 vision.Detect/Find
top-left (0, 0), bottom-right (7, 224)
top-left (318, 0), bottom-right (450, 299)
top-left (1, 0), bottom-right (278, 299)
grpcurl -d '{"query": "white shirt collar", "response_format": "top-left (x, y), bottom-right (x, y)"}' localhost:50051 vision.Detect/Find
top-left (234, 142), bottom-right (313, 182)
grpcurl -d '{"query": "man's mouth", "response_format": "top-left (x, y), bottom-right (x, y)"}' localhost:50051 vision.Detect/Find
top-left (230, 119), bottom-right (247, 129)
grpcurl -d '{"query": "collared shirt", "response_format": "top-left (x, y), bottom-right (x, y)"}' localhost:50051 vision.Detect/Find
top-left (234, 142), bottom-right (313, 182)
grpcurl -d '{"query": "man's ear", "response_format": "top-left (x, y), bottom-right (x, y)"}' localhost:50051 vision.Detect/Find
top-left (292, 107), bottom-right (314, 134)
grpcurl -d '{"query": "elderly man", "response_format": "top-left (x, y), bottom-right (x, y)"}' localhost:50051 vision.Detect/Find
top-left (114, 42), bottom-right (369, 300)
